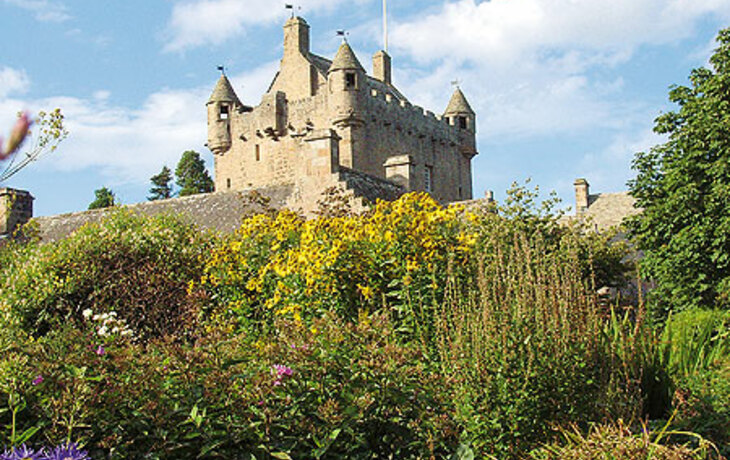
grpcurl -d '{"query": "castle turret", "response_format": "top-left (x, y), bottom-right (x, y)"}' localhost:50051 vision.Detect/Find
top-left (207, 75), bottom-right (241, 155)
top-left (444, 87), bottom-right (476, 134)
top-left (328, 42), bottom-right (366, 122)
top-left (328, 41), bottom-right (366, 169)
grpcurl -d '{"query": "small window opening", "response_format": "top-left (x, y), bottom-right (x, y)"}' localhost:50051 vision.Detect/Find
top-left (425, 166), bottom-right (433, 193)
top-left (255, 144), bottom-right (261, 161)
top-left (345, 72), bottom-right (357, 89)
top-left (227, 178), bottom-right (232, 190)
top-left (459, 186), bottom-right (463, 199)
top-left (219, 105), bottom-right (230, 120)
top-left (458, 116), bottom-right (468, 130)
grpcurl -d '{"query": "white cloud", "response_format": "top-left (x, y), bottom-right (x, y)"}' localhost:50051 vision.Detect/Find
top-left (391, 0), bottom-right (730, 65)
top-left (164, 0), bottom-right (371, 52)
top-left (388, 0), bottom-right (730, 141)
top-left (0, 63), bottom-right (280, 185)
top-left (3, 0), bottom-right (71, 22)
top-left (0, 67), bottom-right (30, 99)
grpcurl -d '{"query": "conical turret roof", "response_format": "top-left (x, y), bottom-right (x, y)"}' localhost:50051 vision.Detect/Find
top-left (444, 87), bottom-right (474, 115)
top-left (329, 42), bottom-right (364, 73)
top-left (208, 75), bottom-right (241, 105)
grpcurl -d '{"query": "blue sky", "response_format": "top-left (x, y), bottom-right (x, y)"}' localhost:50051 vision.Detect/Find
top-left (2, 0), bottom-right (730, 217)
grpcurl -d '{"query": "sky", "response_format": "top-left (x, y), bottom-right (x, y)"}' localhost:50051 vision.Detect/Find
top-left (1, 0), bottom-right (730, 217)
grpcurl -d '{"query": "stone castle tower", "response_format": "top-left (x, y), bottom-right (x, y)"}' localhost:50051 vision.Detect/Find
top-left (208, 16), bottom-right (478, 205)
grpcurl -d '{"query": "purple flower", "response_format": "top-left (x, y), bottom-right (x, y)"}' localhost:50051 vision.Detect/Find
top-left (43, 443), bottom-right (90, 460)
top-left (31, 375), bottom-right (43, 386)
top-left (95, 345), bottom-right (105, 356)
top-left (0, 444), bottom-right (44, 460)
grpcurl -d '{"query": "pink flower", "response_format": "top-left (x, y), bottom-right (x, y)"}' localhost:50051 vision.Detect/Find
top-left (96, 345), bottom-right (106, 356)
top-left (272, 364), bottom-right (293, 378)
top-left (32, 375), bottom-right (44, 386)
top-left (1, 112), bottom-right (32, 160)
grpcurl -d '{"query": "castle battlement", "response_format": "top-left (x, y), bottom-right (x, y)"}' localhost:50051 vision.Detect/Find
top-left (208, 16), bottom-right (478, 205)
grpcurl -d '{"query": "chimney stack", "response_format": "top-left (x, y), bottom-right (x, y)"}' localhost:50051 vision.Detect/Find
top-left (574, 178), bottom-right (590, 214)
top-left (373, 50), bottom-right (392, 85)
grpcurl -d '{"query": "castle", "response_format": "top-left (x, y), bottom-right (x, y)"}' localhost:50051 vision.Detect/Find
top-left (207, 16), bottom-right (478, 204)
top-left (0, 17), bottom-right (637, 242)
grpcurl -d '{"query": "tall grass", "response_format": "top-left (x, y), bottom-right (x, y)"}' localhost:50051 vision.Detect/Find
top-left (434, 214), bottom-right (647, 457)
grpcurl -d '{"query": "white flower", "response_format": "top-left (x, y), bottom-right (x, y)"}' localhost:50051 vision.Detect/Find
top-left (82, 309), bottom-right (93, 319)
top-left (98, 326), bottom-right (108, 336)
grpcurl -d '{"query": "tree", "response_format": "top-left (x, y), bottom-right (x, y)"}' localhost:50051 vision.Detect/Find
top-left (148, 166), bottom-right (173, 201)
top-left (88, 187), bottom-right (116, 210)
top-left (175, 150), bottom-right (214, 197)
top-left (628, 27), bottom-right (730, 316)
top-left (1, 109), bottom-right (67, 183)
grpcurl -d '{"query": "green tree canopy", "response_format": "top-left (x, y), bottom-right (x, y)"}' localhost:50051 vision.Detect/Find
top-left (628, 28), bottom-right (730, 316)
top-left (88, 187), bottom-right (116, 210)
top-left (175, 150), bottom-right (214, 197)
top-left (148, 165), bottom-right (173, 201)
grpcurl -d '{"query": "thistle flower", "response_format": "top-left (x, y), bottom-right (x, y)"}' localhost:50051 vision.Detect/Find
top-left (0, 112), bottom-right (32, 160)
top-left (43, 443), bottom-right (90, 460)
top-left (0, 444), bottom-right (45, 460)
top-left (95, 345), bottom-right (105, 356)
top-left (31, 375), bottom-right (44, 386)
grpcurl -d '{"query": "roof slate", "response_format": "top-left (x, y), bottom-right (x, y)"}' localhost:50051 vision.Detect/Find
top-left (329, 42), bottom-right (365, 72)
top-left (445, 88), bottom-right (475, 115)
top-left (208, 75), bottom-right (242, 105)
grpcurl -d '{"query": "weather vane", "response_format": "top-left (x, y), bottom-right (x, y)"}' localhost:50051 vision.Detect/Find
top-left (285, 4), bottom-right (301, 17)
top-left (337, 29), bottom-right (349, 42)
top-left (451, 79), bottom-right (462, 89)
top-left (217, 65), bottom-right (226, 76)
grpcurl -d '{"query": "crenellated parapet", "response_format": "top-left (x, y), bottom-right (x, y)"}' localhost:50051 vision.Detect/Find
top-left (207, 14), bottom-right (479, 205)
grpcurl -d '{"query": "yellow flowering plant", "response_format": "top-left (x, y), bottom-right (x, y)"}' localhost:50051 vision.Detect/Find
top-left (198, 193), bottom-right (476, 334)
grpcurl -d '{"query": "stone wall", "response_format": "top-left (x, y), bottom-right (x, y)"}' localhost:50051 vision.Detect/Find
top-left (33, 186), bottom-right (293, 243)
top-left (0, 188), bottom-right (34, 238)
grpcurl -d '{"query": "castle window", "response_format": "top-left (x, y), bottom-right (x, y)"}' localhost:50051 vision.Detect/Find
top-left (255, 144), bottom-right (261, 161)
top-left (345, 72), bottom-right (357, 89)
top-left (425, 166), bottom-right (433, 193)
top-left (458, 116), bottom-right (468, 130)
top-left (219, 105), bottom-right (229, 120)
top-left (227, 178), bottom-right (232, 189)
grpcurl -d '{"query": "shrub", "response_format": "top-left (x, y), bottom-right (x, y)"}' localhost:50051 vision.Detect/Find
top-left (434, 187), bottom-right (640, 458)
top-left (198, 192), bottom-right (471, 336)
top-left (0, 210), bottom-right (212, 341)
top-left (1, 313), bottom-right (457, 459)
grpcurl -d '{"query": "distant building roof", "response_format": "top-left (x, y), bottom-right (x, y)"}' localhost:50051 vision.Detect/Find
top-left (582, 192), bottom-right (641, 231)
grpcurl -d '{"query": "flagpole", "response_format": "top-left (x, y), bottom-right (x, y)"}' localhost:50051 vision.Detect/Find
top-left (383, 0), bottom-right (388, 52)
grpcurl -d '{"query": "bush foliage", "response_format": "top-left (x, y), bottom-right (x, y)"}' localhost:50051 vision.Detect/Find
top-left (0, 190), bottom-right (724, 459)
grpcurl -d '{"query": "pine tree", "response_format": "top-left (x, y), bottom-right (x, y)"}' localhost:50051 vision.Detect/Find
top-left (175, 150), bottom-right (214, 197)
top-left (88, 187), bottom-right (116, 210)
top-left (148, 166), bottom-right (173, 201)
